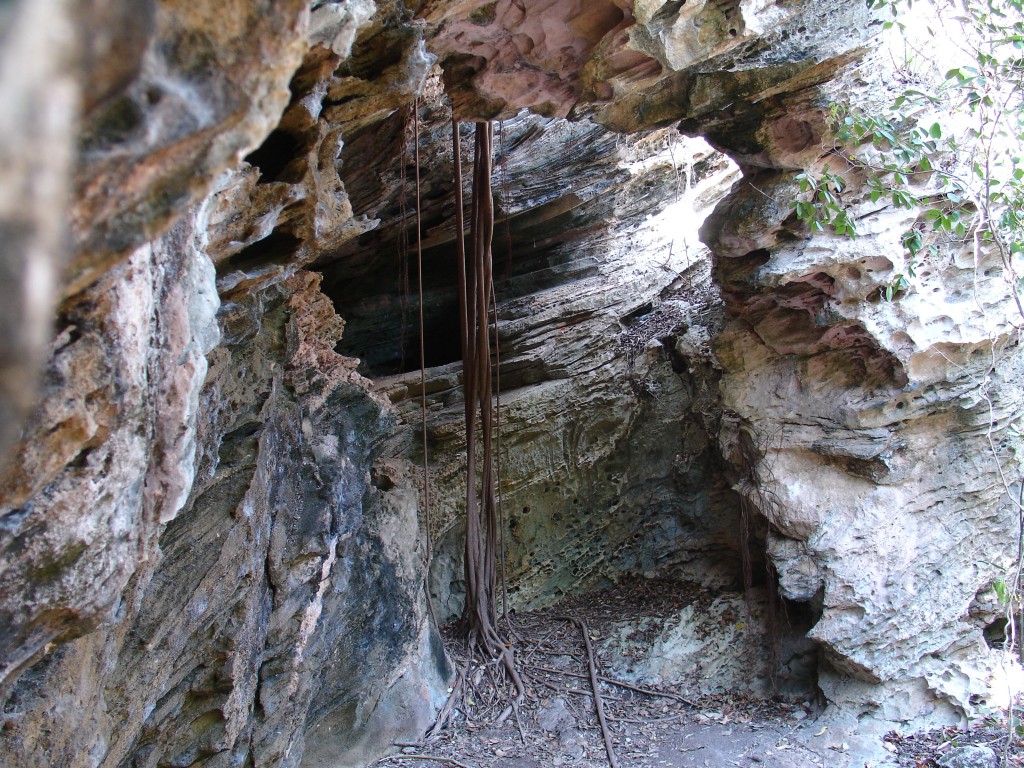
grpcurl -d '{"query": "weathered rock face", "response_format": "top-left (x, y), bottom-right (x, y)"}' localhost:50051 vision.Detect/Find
top-left (692, 44), bottom-right (1024, 724)
top-left (0, 0), bottom-right (1022, 765)
top-left (0, 0), bottom-right (376, 466)
top-left (318, 112), bottom-right (743, 621)
top-left (0, 5), bottom-right (450, 766)
top-left (0, 217), bottom-right (449, 766)
top-left (0, 204), bottom-right (220, 706)
top-left (597, 585), bottom-right (819, 699)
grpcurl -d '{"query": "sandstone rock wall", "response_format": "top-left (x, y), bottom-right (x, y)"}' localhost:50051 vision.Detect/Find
top-left (316, 111), bottom-right (745, 621)
top-left (691, 45), bottom-right (1024, 725)
top-left (0, 196), bottom-right (448, 767)
top-left (0, 3), bottom-right (450, 766)
top-left (0, 0), bottom-right (1021, 766)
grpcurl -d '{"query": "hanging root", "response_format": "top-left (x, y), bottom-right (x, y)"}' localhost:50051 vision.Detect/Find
top-left (426, 117), bottom-right (523, 743)
top-left (411, 98), bottom-right (438, 630)
top-left (425, 660), bottom-right (468, 741)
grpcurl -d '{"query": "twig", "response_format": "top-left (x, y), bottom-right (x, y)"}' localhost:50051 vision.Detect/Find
top-left (527, 664), bottom-right (696, 706)
top-left (513, 700), bottom-right (527, 744)
top-left (559, 616), bottom-right (620, 768)
top-left (539, 680), bottom-right (596, 698)
top-left (519, 626), bottom-right (560, 666)
top-left (596, 677), bottom-right (696, 708)
top-left (607, 713), bottom-right (690, 725)
top-left (526, 647), bottom-right (577, 658)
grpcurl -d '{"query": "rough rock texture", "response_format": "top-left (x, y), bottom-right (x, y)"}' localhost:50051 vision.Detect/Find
top-left (695, 44), bottom-right (1024, 724)
top-left (598, 587), bottom-right (818, 698)
top-left (414, 0), bottom-right (1023, 727)
top-left (0, 204), bottom-right (220, 704)
top-left (0, 5), bottom-right (450, 767)
top-left (0, 0), bottom-right (1022, 765)
top-left (937, 745), bottom-right (999, 768)
top-left (0, 222), bottom-right (448, 767)
top-left (319, 113), bottom-right (743, 620)
top-left (69, 0), bottom-right (318, 292)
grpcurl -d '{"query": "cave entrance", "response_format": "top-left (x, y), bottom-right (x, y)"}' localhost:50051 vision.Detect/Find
top-left (318, 224), bottom-right (596, 380)
top-left (313, 107), bottom-right (821, 709)
top-left (319, 238), bottom-right (465, 378)
top-left (314, 112), bottom-right (616, 380)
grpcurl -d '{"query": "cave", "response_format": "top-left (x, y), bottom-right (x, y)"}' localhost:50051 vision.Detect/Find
top-left (245, 129), bottom-right (308, 185)
top-left (0, 1), bottom-right (1022, 767)
top-left (324, 243), bottom-right (465, 376)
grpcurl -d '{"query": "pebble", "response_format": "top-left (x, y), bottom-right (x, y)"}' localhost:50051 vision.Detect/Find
top-left (936, 745), bottom-right (998, 768)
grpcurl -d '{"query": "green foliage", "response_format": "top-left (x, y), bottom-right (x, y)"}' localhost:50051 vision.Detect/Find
top-left (995, 577), bottom-right (1011, 605)
top-left (790, 0), bottom-right (1024, 307)
top-left (793, 166), bottom-right (857, 236)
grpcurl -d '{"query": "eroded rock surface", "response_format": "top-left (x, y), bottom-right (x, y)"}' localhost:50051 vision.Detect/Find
top-left (695, 44), bottom-right (1023, 724)
top-left (0, 205), bottom-right (219, 706)
top-left (318, 112), bottom-right (742, 620)
top-left (0, 0), bottom-right (1021, 765)
top-left (1, 5), bottom-right (450, 766)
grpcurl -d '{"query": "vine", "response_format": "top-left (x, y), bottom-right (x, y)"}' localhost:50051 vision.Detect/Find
top-left (792, 0), bottom-right (1024, 310)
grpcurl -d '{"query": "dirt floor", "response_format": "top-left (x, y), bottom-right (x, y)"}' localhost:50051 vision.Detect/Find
top-left (371, 579), bottom-right (1024, 768)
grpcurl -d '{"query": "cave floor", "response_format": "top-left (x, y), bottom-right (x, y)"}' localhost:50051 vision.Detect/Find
top-left (374, 579), bottom-right (1024, 768)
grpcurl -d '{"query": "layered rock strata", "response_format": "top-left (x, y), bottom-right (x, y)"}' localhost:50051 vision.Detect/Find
top-left (1, 4), bottom-right (450, 767)
top-left (0, 0), bottom-right (1020, 766)
top-left (320, 115), bottom-right (741, 619)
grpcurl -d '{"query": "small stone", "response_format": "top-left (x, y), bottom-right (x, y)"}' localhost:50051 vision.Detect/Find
top-left (792, 709), bottom-right (808, 720)
top-left (538, 697), bottom-right (575, 732)
top-left (936, 745), bottom-right (998, 768)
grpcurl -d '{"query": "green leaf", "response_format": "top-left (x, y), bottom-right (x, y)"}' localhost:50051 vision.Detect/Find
top-left (902, 229), bottom-right (924, 256)
top-left (995, 579), bottom-right (1009, 605)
